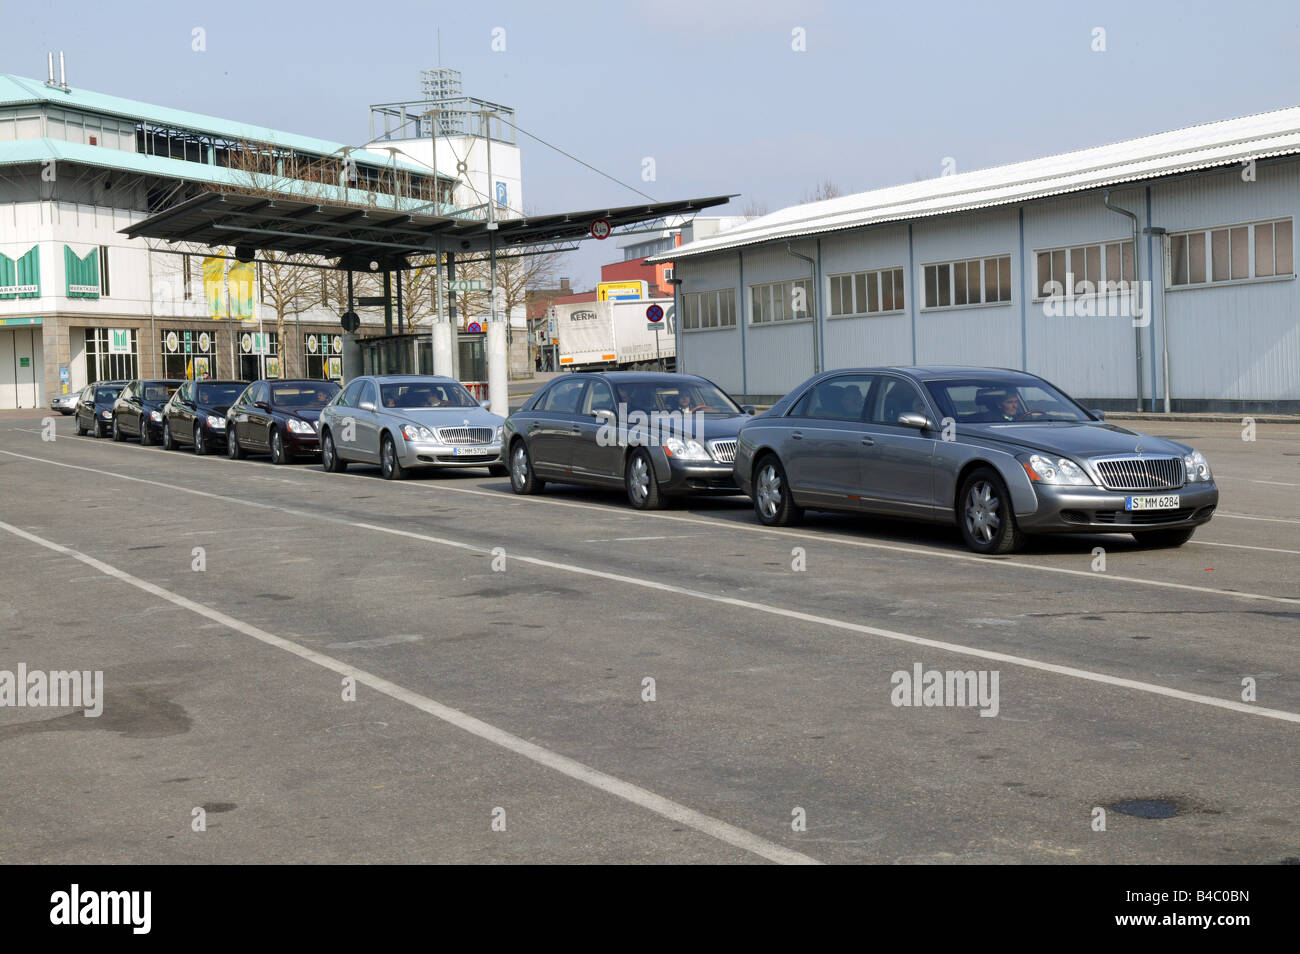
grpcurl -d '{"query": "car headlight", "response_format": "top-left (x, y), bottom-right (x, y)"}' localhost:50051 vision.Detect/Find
top-left (286, 418), bottom-right (315, 435)
top-left (1182, 450), bottom-right (1212, 482)
top-left (663, 437), bottom-right (711, 461)
top-left (149, 410), bottom-right (163, 422)
top-left (401, 424), bottom-right (435, 441)
top-left (494, 425), bottom-right (504, 442)
top-left (1022, 453), bottom-right (1092, 485)
top-left (101, 410), bottom-right (112, 419)
top-left (206, 415), bottom-right (226, 430)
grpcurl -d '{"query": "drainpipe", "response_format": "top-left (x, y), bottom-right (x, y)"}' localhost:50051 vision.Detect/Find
top-left (786, 242), bottom-right (820, 374)
top-left (1103, 190), bottom-right (1144, 412)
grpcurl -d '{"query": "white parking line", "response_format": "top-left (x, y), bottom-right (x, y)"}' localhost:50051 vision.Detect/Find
top-left (1217, 512), bottom-right (1300, 524)
top-left (1215, 475), bottom-right (1300, 488)
top-left (3, 449), bottom-right (1298, 723)
top-left (1196, 540), bottom-right (1300, 555)
top-left (0, 518), bottom-right (820, 866)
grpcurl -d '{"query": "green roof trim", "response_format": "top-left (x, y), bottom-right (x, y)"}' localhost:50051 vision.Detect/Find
top-left (0, 73), bottom-right (431, 175)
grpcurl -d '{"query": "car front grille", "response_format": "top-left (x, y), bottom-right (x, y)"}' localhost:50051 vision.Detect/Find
top-left (1092, 456), bottom-right (1184, 490)
top-left (1093, 508), bottom-right (1197, 525)
top-left (708, 439), bottom-right (738, 464)
top-left (437, 426), bottom-right (495, 445)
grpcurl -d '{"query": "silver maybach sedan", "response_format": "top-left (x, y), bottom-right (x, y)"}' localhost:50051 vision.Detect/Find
top-left (317, 375), bottom-right (506, 480)
top-left (734, 367), bottom-right (1219, 554)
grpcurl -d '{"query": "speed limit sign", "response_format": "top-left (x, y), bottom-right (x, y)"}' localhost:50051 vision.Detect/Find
top-left (590, 218), bottom-right (611, 240)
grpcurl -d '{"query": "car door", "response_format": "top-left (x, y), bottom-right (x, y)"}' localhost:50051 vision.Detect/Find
top-left (247, 382), bottom-right (275, 448)
top-left (328, 379), bottom-right (365, 458)
top-left (353, 380), bottom-right (382, 462)
top-left (857, 374), bottom-right (940, 517)
top-left (570, 378), bottom-right (622, 481)
top-left (115, 382), bottom-right (137, 435)
top-left (167, 383), bottom-right (189, 441)
top-left (77, 386), bottom-right (94, 429)
top-left (528, 376), bottom-right (588, 476)
top-left (781, 374), bottom-right (877, 509)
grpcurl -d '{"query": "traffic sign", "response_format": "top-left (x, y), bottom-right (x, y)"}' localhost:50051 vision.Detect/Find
top-left (646, 303), bottom-right (664, 323)
top-left (340, 311), bottom-right (361, 333)
top-left (466, 321), bottom-right (483, 333)
top-left (590, 218), bottom-right (611, 240)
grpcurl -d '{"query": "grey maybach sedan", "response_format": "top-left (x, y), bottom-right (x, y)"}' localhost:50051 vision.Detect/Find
top-left (317, 375), bottom-right (506, 480)
top-left (734, 367), bottom-right (1219, 554)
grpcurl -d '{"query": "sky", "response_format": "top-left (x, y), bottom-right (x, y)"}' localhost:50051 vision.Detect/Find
top-left (3, 0), bottom-right (1298, 288)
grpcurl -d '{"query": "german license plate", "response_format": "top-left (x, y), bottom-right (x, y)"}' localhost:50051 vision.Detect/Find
top-left (453, 445), bottom-right (493, 457)
top-left (1126, 495), bottom-right (1179, 511)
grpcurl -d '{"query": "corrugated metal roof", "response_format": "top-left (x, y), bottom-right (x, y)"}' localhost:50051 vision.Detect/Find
top-left (648, 106), bottom-right (1300, 263)
top-left (0, 73), bottom-right (426, 173)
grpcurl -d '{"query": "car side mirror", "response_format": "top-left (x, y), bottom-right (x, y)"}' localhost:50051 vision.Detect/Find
top-left (358, 400), bottom-right (376, 412)
top-left (479, 400), bottom-right (491, 410)
top-left (742, 405), bottom-right (756, 415)
top-left (1090, 408), bottom-right (1106, 421)
top-left (255, 401), bottom-right (271, 411)
top-left (897, 412), bottom-right (931, 430)
top-left (593, 409), bottom-right (617, 425)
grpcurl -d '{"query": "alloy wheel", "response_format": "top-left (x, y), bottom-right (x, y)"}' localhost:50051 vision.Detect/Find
top-left (964, 480), bottom-right (1001, 544)
top-left (756, 463), bottom-right (782, 519)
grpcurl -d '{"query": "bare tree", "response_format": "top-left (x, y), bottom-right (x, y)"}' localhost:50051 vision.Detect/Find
top-left (258, 252), bottom-right (320, 376)
top-left (802, 178), bottom-right (844, 203)
top-left (741, 197), bottom-right (769, 220)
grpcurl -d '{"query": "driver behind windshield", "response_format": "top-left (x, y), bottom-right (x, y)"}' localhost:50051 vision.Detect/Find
top-left (997, 392), bottom-right (1023, 421)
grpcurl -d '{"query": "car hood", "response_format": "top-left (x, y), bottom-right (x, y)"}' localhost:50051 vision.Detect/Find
top-left (195, 403), bottom-right (233, 416)
top-left (381, 406), bottom-right (505, 430)
top-left (283, 407), bottom-right (324, 424)
top-left (960, 421), bottom-right (1192, 458)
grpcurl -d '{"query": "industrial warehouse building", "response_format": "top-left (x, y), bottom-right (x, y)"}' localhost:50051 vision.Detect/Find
top-left (653, 108), bottom-right (1300, 413)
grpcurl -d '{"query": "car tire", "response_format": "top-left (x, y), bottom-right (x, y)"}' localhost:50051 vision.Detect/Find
top-left (162, 420), bottom-right (177, 450)
top-left (194, 424), bottom-right (208, 456)
top-left (1132, 527), bottom-right (1196, 548)
top-left (753, 454), bottom-right (803, 526)
top-left (957, 467), bottom-right (1026, 554)
top-left (380, 434), bottom-right (406, 480)
top-left (75, 417), bottom-right (87, 436)
top-left (509, 440), bottom-right (545, 494)
top-left (139, 416), bottom-right (153, 446)
top-left (488, 464), bottom-right (508, 478)
top-left (94, 420), bottom-right (106, 438)
top-left (625, 448), bottom-right (665, 510)
top-left (321, 431), bottom-right (347, 473)
top-left (111, 416), bottom-right (125, 442)
top-left (270, 428), bottom-right (291, 465)
top-left (227, 427), bottom-right (245, 460)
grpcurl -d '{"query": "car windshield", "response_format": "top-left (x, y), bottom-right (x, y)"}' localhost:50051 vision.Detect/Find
top-left (272, 382), bottom-right (339, 409)
top-left (94, 387), bottom-right (122, 403)
top-left (142, 383), bottom-right (180, 402)
top-left (197, 383), bottom-right (247, 406)
top-left (379, 382), bottom-right (478, 409)
top-left (614, 381), bottom-right (740, 415)
top-left (925, 379), bottom-right (1091, 423)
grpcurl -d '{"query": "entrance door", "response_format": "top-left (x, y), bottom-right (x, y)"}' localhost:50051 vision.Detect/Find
top-left (0, 327), bottom-right (42, 409)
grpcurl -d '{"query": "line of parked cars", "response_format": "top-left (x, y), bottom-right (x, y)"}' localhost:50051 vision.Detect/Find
top-left (70, 365), bottom-right (1219, 555)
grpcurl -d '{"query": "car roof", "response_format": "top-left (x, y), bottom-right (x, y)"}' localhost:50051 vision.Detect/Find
top-left (819, 366), bottom-right (1040, 382)
top-left (268, 378), bottom-right (337, 385)
top-left (366, 374), bottom-right (460, 384)
top-left (194, 379), bottom-right (247, 386)
top-left (570, 371), bottom-right (715, 384)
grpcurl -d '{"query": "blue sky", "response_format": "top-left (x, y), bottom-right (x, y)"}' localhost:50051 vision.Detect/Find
top-left (4, 0), bottom-right (1297, 286)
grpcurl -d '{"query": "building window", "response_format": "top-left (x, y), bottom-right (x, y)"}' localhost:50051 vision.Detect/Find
top-left (160, 328), bottom-right (218, 380)
top-left (98, 245), bottom-right (111, 297)
top-left (1034, 241), bottom-right (1134, 298)
top-left (303, 333), bottom-right (344, 380)
top-left (84, 327), bottom-right (137, 383)
top-left (1168, 218), bottom-right (1293, 287)
top-left (750, 279), bottom-right (813, 325)
top-left (682, 289), bottom-right (736, 331)
top-left (828, 267), bottom-right (905, 316)
top-left (923, 256), bottom-right (1011, 309)
top-left (237, 330), bottom-right (279, 380)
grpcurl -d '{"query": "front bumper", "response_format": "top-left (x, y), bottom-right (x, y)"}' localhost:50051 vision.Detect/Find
top-left (401, 440), bottom-right (503, 468)
top-left (284, 429), bottom-right (320, 453)
top-left (659, 456), bottom-right (740, 495)
top-left (1016, 481), bottom-right (1220, 533)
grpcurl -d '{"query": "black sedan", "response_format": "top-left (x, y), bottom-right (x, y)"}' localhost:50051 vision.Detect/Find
top-left (226, 379), bottom-right (341, 464)
top-left (161, 379), bottom-right (249, 455)
top-left (110, 379), bottom-right (182, 445)
top-left (503, 371), bottom-right (754, 509)
top-left (73, 381), bottom-right (127, 437)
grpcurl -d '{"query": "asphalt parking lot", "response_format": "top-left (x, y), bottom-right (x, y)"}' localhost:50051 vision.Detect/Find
top-left (0, 413), bottom-right (1295, 864)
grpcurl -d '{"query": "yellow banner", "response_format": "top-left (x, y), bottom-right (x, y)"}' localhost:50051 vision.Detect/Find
top-left (228, 260), bottom-right (256, 321)
top-left (202, 258), bottom-right (226, 319)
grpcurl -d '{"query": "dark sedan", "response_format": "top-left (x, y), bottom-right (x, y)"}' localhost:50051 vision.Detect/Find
top-left (734, 366), bottom-right (1219, 554)
top-left (161, 379), bottom-right (249, 455)
top-left (110, 379), bottom-right (182, 445)
top-left (73, 382), bottom-right (126, 437)
top-left (504, 371), bottom-right (754, 509)
top-left (227, 379), bottom-right (341, 464)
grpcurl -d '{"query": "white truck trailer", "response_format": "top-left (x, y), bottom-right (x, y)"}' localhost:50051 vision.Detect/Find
top-left (555, 299), bottom-right (676, 372)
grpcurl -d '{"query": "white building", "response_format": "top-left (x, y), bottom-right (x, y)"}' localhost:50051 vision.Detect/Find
top-left (652, 108), bottom-right (1300, 413)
